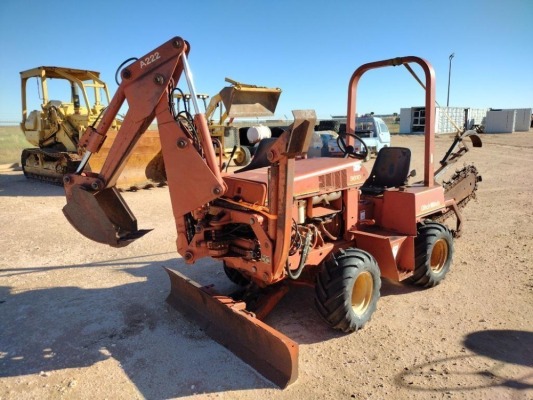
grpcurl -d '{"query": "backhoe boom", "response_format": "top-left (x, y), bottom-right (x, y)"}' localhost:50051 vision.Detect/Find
top-left (63, 37), bottom-right (226, 247)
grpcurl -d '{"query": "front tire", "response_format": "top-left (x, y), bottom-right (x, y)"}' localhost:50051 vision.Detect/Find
top-left (233, 146), bottom-right (251, 166)
top-left (315, 248), bottom-right (381, 332)
top-left (409, 222), bottom-right (454, 287)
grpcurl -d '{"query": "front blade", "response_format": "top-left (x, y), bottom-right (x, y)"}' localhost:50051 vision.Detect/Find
top-left (164, 268), bottom-right (298, 388)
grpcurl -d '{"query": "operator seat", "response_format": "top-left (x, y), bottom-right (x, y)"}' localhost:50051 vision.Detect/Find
top-left (235, 138), bottom-right (277, 173)
top-left (360, 147), bottom-right (411, 195)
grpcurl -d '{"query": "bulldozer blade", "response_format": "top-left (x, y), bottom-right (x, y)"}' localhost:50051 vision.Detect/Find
top-left (219, 86), bottom-right (281, 118)
top-left (89, 129), bottom-right (166, 190)
top-left (63, 185), bottom-right (151, 247)
top-left (164, 267), bottom-right (299, 388)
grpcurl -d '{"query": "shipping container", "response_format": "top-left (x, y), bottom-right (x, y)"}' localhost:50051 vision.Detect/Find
top-left (435, 107), bottom-right (465, 133)
top-left (398, 106), bottom-right (529, 134)
top-left (466, 108), bottom-right (489, 130)
top-left (399, 108), bottom-right (412, 133)
top-left (484, 110), bottom-right (516, 133)
top-left (412, 107), bottom-right (426, 133)
top-left (513, 108), bottom-right (532, 131)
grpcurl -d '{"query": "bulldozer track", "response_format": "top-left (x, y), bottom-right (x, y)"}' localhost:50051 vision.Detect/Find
top-left (21, 148), bottom-right (77, 186)
top-left (23, 171), bottom-right (64, 186)
top-left (23, 170), bottom-right (167, 192)
top-left (21, 148), bottom-right (166, 192)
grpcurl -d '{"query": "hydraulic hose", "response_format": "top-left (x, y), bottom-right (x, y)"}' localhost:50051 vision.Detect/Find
top-left (114, 57), bottom-right (138, 85)
top-left (286, 230), bottom-right (312, 280)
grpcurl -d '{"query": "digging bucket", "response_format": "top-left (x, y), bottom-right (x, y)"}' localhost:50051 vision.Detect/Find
top-left (219, 85), bottom-right (281, 118)
top-left (63, 184), bottom-right (150, 247)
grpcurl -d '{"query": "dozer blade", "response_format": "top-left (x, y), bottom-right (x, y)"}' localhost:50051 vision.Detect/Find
top-left (164, 268), bottom-right (298, 388)
top-left (63, 185), bottom-right (150, 247)
top-left (89, 129), bottom-right (166, 190)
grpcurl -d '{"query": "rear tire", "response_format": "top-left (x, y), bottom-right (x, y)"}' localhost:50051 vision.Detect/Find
top-left (409, 222), bottom-right (454, 287)
top-left (315, 248), bottom-right (381, 332)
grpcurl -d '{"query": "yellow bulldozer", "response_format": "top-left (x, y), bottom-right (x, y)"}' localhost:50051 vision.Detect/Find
top-left (20, 67), bottom-right (281, 189)
top-left (19, 66), bottom-right (165, 190)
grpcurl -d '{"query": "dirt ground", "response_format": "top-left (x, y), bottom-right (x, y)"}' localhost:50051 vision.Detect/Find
top-left (1, 131), bottom-right (532, 400)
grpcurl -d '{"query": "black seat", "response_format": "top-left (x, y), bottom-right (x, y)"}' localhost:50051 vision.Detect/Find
top-left (235, 138), bottom-right (277, 173)
top-left (360, 147), bottom-right (411, 195)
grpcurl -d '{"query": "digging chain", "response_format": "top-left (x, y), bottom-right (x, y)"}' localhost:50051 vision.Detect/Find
top-left (431, 165), bottom-right (480, 234)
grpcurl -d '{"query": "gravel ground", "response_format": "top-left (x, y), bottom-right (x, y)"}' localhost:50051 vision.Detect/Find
top-left (1, 131), bottom-right (532, 400)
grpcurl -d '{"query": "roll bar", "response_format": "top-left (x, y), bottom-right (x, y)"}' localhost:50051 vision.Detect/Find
top-left (346, 57), bottom-right (436, 187)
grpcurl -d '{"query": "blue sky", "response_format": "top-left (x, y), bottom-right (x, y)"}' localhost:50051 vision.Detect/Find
top-left (0, 0), bottom-right (531, 122)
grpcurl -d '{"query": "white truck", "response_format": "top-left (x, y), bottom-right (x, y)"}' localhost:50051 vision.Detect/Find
top-left (316, 116), bottom-right (391, 160)
top-left (352, 116), bottom-right (391, 154)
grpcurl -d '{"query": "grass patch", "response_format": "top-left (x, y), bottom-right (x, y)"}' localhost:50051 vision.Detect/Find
top-left (0, 125), bottom-right (32, 164)
top-left (381, 116), bottom-right (400, 134)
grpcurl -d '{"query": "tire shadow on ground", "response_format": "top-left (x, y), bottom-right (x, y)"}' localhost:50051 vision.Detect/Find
top-left (394, 329), bottom-right (533, 395)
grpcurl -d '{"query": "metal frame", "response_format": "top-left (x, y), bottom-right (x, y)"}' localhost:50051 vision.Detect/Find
top-left (347, 56), bottom-right (436, 187)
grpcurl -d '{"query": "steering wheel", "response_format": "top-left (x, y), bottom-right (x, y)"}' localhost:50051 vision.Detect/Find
top-left (336, 133), bottom-right (369, 160)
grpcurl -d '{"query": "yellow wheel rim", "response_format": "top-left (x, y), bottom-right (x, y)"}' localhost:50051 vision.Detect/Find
top-left (234, 149), bottom-right (245, 164)
top-left (430, 238), bottom-right (448, 273)
top-left (351, 271), bottom-right (373, 316)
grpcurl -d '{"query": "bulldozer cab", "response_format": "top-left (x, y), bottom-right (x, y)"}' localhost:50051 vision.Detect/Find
top-left (20, 67), bottom-right (116, 147)
top-left (20, 67), bottom-right (112, 111)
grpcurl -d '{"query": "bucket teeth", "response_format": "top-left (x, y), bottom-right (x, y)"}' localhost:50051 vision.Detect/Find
top-left (164, 267), bottom-right (299, 388)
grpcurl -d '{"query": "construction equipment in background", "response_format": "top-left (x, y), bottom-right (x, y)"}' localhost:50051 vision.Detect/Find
top-left (19, 66), bottom-right (166, 190)
top-left (60, 37), bottom-right (481, 387)
top-left (204, 78), bottom-right (281, 167)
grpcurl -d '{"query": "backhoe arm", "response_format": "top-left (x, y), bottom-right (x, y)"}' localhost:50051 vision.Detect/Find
top-left (62, 37), bottom-right (227, 247)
